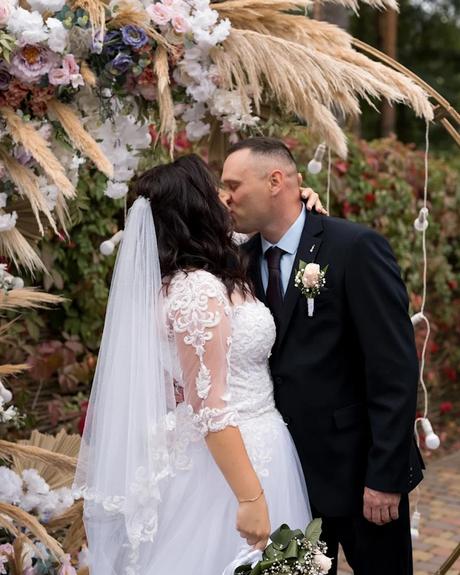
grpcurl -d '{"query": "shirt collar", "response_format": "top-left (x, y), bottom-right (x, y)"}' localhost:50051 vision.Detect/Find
top-left (261, 206), bottom-right (306, 256)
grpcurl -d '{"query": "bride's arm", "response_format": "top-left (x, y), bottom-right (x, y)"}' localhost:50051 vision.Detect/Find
top-left (168, 272), bottom-right (270, 549)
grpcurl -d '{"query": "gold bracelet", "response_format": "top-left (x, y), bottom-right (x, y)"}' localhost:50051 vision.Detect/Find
top-left (238, 488), bottom-right (264, 504)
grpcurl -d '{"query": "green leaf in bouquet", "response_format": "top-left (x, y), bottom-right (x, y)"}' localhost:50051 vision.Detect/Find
top-left (234, 565), bottom-right (252, 574)
top-left (264, 543), bottom-right (284, 561)
top-left (284, 538), bottom-right (299, 559)
top-left (305, 518), bottom-right (322, 546)
top-left (270, 524), bottom-right (296, 549)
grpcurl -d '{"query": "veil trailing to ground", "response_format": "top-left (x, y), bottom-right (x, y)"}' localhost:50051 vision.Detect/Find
top-left (73, 197), bottom-right (177, 574)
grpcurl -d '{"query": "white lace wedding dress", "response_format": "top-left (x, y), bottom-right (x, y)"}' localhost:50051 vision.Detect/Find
top-left (114, 269), bottom-right (310, 574)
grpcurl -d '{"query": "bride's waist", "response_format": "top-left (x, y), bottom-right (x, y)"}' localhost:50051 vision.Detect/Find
top-left (237, 404), bottom-right (283, 425)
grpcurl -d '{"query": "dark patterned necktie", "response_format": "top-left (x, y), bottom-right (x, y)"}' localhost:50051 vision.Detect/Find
top-left (265, 246), bottom-right (285, 321)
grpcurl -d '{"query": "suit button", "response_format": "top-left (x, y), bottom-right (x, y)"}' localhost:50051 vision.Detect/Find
top-left (275, 376), bottom-right (283, 385)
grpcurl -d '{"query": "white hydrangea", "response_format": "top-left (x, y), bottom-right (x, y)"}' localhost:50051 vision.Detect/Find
top-left (0, 211), bottom-right (17, 232)
top-left (38, 177), bottom-right (59, 211)
top-left (47, 17), bottom-right (69, 53)
top-left (105, 181), bottom-right (129, 199)
top-left (22, 468), bottom-right (50, 495)
top-left (185, 120), bottom-right (210, 141)
top-left (27, 0), bottom-right (66, 13)
top-left (0, 468), bottom-right (23, 504)
top-left (7, 7), bottom-right (48, 45)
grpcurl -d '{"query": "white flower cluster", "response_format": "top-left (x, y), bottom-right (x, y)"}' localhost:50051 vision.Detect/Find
top-left (0, 466), bottom-right (76, 522)
top-left (7, 6), bottom-right (69, 53)
top-left (0, 377), bottom-right (20, 424)
top-left (147, 0), bottom-right (258, 140)
top-left (87, 111), bottom-right (152, 200)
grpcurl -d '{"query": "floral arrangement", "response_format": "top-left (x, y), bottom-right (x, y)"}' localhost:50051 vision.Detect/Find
top-left (295, 262), bottom-right (328, 317)
top-left (235, 520), bottom-right (332, 575)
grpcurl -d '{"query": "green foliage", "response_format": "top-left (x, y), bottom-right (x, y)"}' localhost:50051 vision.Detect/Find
top-left (351, 0), bottom-right (460, 152)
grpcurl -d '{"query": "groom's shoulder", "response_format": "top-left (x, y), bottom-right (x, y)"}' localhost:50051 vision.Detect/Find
top-left (315, 212), bottom-right (381, 245)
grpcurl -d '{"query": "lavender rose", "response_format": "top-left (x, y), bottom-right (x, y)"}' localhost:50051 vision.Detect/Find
top-left (121, 25), bottom-right (148, 49)
top-left (107, 53), bottom-right (133, 76)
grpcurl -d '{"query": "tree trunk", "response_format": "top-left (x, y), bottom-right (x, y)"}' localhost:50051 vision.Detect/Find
top-left (379, 9), bottom-right (398, 136)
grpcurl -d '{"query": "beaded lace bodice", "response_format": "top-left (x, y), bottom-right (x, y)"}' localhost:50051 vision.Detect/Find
top-left (165, 270), bottom-right (278, 432)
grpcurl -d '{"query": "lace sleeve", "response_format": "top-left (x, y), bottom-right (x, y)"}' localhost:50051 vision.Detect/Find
top-left (167, 271), bottom-right (239, 434)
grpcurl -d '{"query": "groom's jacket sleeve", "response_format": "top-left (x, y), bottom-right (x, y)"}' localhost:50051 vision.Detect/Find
top-left (344, 228), bottom-right (419, 493)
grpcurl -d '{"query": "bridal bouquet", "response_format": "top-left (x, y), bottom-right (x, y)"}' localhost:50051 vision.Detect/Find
top-left (234, 519), bottom-right (332, 575)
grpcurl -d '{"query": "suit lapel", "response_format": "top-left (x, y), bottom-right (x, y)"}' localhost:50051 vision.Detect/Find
top-left (276, 213), bottom-right (324, 348)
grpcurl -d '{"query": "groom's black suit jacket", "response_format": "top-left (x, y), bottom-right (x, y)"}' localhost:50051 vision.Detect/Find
top-left (243, 210), bottom-right (424, 517)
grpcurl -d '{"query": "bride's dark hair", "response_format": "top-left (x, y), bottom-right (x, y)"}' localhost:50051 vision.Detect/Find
top-left (132, 153), bottom-right (252, 297)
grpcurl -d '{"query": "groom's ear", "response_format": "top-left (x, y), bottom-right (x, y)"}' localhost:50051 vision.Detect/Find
top-left (268, 169), bottom-right (283, 195)
top-left (297, 172), bottom-right (303, 187)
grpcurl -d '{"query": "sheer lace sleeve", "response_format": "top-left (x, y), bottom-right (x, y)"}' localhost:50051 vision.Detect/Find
top-left (167, 270), bottom-right (239, 434)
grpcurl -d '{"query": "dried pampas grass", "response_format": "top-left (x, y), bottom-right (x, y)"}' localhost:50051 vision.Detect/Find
top-left (0, 228), bottom-right (46, 274)
top-left (0, 149), bottom-right (57, 236)
top-left (155, 46), bottom-right (176, 154)
top-left (0, 288), bottom-right (64, 311)
top-left (0, 364), bottom-right (30, 377)
top-left (47, 99), bottom-right (114, 179)
top-left (0, 107), bottom-right (75, 199)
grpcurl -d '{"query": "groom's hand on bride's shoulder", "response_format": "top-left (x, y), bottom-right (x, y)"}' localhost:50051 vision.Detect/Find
top-left (299, 185), bottom-right (328, 215)
top-left (363, 487), bottom-right (401, 525)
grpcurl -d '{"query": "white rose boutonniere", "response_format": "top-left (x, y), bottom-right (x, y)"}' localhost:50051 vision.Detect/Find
top-left (294, 260), bottom-right (328, 317)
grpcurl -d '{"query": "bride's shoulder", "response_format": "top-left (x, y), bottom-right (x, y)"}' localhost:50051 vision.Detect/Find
top-left (165, 269), bottom-right (228, 303)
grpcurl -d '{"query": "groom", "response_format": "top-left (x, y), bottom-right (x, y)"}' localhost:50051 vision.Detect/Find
top-left (221, 137), bottom-right (423, 575)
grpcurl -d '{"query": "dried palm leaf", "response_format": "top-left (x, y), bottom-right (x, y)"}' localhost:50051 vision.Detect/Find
top-left (0, 364), bottom-right (30, 377)
top-left (0, 289), bottom-right (63, 311)
top-left (0, 107), bottom-right (75, 199)
top-left (62, 515), bottom-right (86, 555)
top-left (47, 500), bottom-right (84, 531)
top-left (47, 99), bottom-right (114, 179)
top-left (0, 514), bottom-right (20, 538)
top-left (0, 439), bottom-right (77, 480)
top-left (154, 46), bottom-right (176, 155)
top-left (0, 227), bottom-right (46, 274)
top-left (108, 0), bottom-right (170, 48)
top-left (0, 149), bottom-right (57, 236)
top-left (12, 429), bottom-right (81, 489)
top-left (78, 568), bottom-right (89, 575)
top-left (0, 503), bottom-right (65, 562)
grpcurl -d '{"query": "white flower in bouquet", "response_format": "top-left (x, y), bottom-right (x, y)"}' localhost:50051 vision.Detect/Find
top-left (7, 7), bottom-right (48, 45)
top-left (0, 211), bottom-right (17, 232)
top-left (0, 0), bottom-right (16, 27)
top-left (314, 551), bottom-right (333, 574)
top-left (47, 17), bottom-right (69, 53)
top-left (0, 467), bottom-right (22, 504)
top-left (105, 181), bottom-right (129, 199)
top-left (27, 0), bottom-right (66, 13)
top-left (186, 119), bottom-right (210, 141)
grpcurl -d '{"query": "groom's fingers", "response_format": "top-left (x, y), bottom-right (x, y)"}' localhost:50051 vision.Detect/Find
top-left (380, 506), bottom-right (391, 524)
top-left (363, 501), bottom-right (372, 522)
top-left (389, 504), bottom-right (399, 521)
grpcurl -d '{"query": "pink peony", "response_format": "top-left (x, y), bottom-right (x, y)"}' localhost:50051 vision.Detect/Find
top-left (9, 45), bottom-right (56, 83)
top-left (302, 263), bottom-right (321, 288)
top-left (146, 3), bottom-right (172, 26)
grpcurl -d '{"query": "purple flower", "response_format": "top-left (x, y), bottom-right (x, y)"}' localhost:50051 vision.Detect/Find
top-left (0, 61), bottom-right (11, 91)
top-left (121, 25), bottom-right (148, 49)
top-left (107, 53), bottom-right (133, 76)
top-left (9, 45), bottom-right (56, 83)
top-left (102, 30), bottom-right (124, 57)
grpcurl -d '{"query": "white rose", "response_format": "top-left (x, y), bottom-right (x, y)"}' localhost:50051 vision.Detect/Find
top-left (302, 263), bottom-right (320, 288)
top-left (314, 552), bottom-right (333, 574)
top-left (47, 17), bottom-right (68, 53)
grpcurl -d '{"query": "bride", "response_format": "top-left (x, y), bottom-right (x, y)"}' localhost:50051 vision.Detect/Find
top-left (74, 154), bottom-right (324, 574)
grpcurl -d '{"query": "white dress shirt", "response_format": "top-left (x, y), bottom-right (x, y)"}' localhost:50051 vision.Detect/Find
top-left (260, 207), bottom-right (306, 295)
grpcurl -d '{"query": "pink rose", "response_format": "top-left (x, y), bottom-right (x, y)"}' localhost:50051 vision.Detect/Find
top-left (146, 4), bottom-right (172, 26)
top-left (302, 263), bottom-right (320, 288)
top-left (314, 552), bottom-right (333, 574)
top-left (0, 2), bottom-right (13, 26)
top-left (48, 66), bottom-right (70, 85)
top-left (172, 15), bottom-right (190, 33)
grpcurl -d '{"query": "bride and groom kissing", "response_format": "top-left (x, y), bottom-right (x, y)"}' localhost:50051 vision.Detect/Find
top-left (75, 137), bottom-right (423, 575)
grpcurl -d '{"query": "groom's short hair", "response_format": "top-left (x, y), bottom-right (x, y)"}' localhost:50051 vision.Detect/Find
top-left (226, 137), bottom-right (296, 168)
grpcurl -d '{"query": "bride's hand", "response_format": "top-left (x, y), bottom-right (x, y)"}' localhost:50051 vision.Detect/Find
top-left (300, 186), bottom-right (328, 215)
top-left (236, 494), bottom-right (271, 551)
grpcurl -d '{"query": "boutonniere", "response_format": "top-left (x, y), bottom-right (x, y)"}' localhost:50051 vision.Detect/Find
top-left (294, 261), bottom-right (329, 317)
